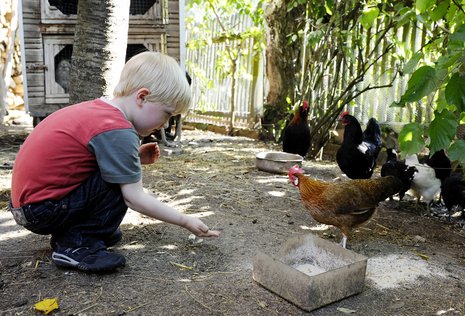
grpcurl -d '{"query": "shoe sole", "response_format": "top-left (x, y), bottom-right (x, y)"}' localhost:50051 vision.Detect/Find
top-left (52, 252), bottom-right (80, 267)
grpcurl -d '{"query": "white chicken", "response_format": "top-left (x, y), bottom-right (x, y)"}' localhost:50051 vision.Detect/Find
top-left (405, 154), bottom-right (441, 215)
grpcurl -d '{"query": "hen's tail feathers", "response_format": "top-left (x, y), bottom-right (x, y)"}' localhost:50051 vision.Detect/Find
top-left (362, 118), bottom-right (382, 159)
top-left (385, 148), bottom-right (398, 161)
top-left (363, 118), bottom-right (382, 147)
top-left (426, 150), bottom-right (452, 183)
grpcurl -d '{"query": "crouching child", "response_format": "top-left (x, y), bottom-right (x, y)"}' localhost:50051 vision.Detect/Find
top-left (9, 52), bottom-right (220, 273)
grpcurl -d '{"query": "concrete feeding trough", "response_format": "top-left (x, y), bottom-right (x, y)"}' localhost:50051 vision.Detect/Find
top-left (253, 234), bottom-right (368, 312)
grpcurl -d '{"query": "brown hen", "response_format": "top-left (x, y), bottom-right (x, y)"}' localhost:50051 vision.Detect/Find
top-left (288, 165), bottom-right (402, 248)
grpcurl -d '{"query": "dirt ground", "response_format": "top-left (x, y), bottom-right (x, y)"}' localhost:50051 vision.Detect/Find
top-left (0, 115), bottom-right (464, 316)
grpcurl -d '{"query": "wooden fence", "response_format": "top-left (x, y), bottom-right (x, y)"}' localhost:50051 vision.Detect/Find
top-left (185, 12), bottom-right (434, 131)
top-left (185, 14), bottom-right (265, 129)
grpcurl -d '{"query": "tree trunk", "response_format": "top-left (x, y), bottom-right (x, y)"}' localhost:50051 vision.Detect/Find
top-left (228, 58), bottom-right (237, 134)
top-left (261, 0), bottom-right (304, 141)
top-left (69, 0), bottom-right (130, 104)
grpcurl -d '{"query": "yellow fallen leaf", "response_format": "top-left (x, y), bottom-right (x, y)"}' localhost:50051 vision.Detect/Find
top-left (34, 298), bottom-right (59, 314)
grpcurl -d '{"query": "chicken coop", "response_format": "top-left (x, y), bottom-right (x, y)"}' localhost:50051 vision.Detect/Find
top-left (19, 0), bottom-right (184, 125)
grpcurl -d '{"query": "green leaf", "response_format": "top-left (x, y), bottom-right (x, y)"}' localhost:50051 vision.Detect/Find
top-left (403, 52), bottom-right (424, 75)
top-left (450, 23), bottom-right (465, 44)
top-left (460, 112), bottom-right (465, 124)
top-left (436, 53), bottom-right (461, 71)
top-left (325, 0), bottom-right (334, 15)
top-left (428, 110), bottom-right (458, 154)
top-left (445, 73), bottom-right (465, 112)
top-left (393, 66), bottom-right (439, 107)
top-left (395, 8), bottom-right (415, 27)
top-left (360, 6), bottom-right (379, 29)
top-left (430, 0), bottom-right (450, 21)
top-left (399, 123), bottom-right (425, 155)
top-left (448, 140), bottom-right (465, 164)
top-left (416, 0), bottom-right (435, 14)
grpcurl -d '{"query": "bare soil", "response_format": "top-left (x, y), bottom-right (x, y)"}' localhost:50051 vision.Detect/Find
top-left (0, 117), bottom-right (464, 316)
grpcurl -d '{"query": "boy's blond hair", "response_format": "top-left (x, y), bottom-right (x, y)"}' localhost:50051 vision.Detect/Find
top-left (113, 52), bottom-right (191, 115)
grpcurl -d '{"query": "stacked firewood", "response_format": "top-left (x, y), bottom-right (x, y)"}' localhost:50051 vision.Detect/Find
top-left (1, 0), bottom-right (24, 122)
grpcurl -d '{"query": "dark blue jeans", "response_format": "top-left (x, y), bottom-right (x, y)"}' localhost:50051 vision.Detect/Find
top-left (9, 171), bottom-right (127, 249)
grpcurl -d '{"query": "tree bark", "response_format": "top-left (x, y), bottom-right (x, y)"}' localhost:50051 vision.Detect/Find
top-left (69, 0), bottom-right (130, 104)
top-left (261, 0), bottom-right (304, 141)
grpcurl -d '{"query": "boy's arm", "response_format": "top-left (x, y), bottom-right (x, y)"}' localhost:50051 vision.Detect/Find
top-left (120, 180), bottom-right (220, 237)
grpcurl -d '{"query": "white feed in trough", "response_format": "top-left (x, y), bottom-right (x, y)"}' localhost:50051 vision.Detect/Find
top-left (253, 233), bottom-right (368, 312)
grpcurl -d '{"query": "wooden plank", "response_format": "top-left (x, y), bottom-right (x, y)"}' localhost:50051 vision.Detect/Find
top-left (21, 0), bottom-right (182, 116)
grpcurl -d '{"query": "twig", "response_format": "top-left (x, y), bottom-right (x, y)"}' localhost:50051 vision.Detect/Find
top-left (412, 250), bottom-right (429, 260)
top-left (208, 220), bottom-right (221, 231)
top-left (120, 273), bottom-right (171, 282)
top-left (0, 306), bottom-right (26, 314)
top-left (184, 284), bottom-right (225, 314)
top-left (170, 261), bottom-right (193, 270)
top-left (126, 302), bottom-right (150, 313)
top-left (75, 303), bottom-right (99, 314)
top-left (376, 223), bottom-right (390, 231)
top-left (159, 226), bottom-right (167, 239)
top-left (95, 287), bottom-right (103, 302)
top-left (72, 287), bottom-right (103, 314)
top-left (254, 297), bottom-right (279, 315)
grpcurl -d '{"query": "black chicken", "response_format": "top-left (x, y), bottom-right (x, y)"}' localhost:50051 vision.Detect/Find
top-left (441, 164), bottom-right (465, 219)
top-left (282, 100), bottom-right (311, 158)
top-left (425, 149), bottom-right (452, 204)
top-left (381, 148), bottom-right (417, 202)
top-left (336, 112), bottom-right (382, 179)
top-left (426, 149), bottom-right (451, 184)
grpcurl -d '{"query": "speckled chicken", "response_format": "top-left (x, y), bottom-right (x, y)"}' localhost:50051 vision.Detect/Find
top-left (288, 165), bottom-right (402, 248)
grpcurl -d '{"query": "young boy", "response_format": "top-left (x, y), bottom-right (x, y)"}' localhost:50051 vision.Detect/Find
top-left (9, 52), bottom-right (220, 273)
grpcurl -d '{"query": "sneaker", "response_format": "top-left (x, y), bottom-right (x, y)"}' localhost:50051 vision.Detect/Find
top-left (50, 228), bottom-right (123, 250)
top-left (52, 246), bottom-right (126, 272)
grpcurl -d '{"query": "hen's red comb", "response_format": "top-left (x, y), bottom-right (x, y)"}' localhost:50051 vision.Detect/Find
top-left (289, 164), bottom-right (304, 175)
top-left (339, 111), bottom-right (349, 119)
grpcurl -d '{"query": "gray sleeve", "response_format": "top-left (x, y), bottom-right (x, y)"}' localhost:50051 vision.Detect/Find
top-left (88, 129), bottom-right (142, 184)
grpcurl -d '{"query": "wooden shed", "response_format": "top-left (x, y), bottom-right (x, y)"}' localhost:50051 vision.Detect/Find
top-left (19, 0), bottom-right (184, 124)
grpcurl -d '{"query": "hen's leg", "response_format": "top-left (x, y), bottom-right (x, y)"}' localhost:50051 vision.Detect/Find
top-left (160, 127), bottom-right (179, 147)
top-left (173, 115), bottom-right (182, 143)
top-left (425, 201), bottom-right (432, 216)
top-left (339, 235), bottom-right (348, 248)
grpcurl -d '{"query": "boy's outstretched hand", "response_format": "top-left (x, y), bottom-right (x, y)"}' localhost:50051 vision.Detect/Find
top-left (139, 142), bottom-right (160, 165)
top-left (185, 217), bottom-right (221, 237)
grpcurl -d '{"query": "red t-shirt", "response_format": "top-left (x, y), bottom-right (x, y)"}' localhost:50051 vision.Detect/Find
top-left (11, 98), bottom-right (141, 208)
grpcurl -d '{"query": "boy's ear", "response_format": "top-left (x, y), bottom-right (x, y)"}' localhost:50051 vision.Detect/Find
top-left (136, 88), bottom-right (150, 105)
